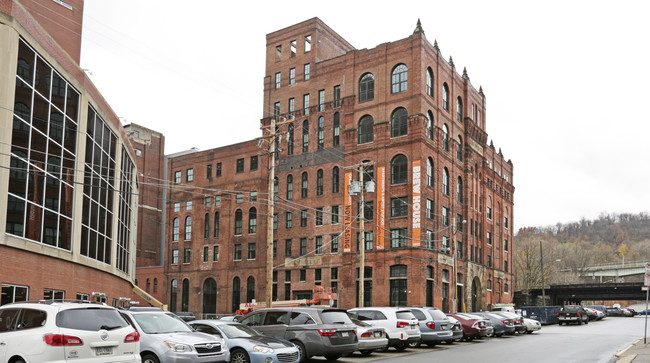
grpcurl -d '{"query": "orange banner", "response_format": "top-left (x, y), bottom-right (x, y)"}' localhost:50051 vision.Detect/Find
top-left (343, 172), bottom-right (353, 252)
top-left (412, 160), bottom-right (421, 247)
top-left (377, 166), bottom-right (385, 250)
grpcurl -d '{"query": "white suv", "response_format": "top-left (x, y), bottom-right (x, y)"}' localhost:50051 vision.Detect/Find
top-left (0, 300), bottom-right (140, 363)
top-left (348, 307), bottom-right (420, 351)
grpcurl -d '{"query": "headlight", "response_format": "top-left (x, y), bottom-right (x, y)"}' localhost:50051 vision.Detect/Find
top-left (254, 345), bottom-right (275, 354)
top-left (164, 341), bottom-right (193, 352)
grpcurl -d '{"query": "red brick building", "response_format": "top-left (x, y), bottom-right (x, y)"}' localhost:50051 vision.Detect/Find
top-left (164, 18), bottom-right (514, 314)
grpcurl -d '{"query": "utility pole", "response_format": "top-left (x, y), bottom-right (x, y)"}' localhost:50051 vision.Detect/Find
top-left (265, 116), bottom-right (276, 309)
top-left (358, 164), bottom-right (365, 307)
top-left (540, 240), bottom-right (545, 305)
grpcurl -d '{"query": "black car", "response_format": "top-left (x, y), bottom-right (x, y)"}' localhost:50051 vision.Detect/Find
top-left (472, 312), bottom-right (515, 337)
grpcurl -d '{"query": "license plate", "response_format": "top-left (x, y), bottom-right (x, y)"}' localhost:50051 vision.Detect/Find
top-left (341, 332), bottom-right (349, 337)
top-left (96, 346), bottom-right (113, 356)
top-left (374, 332), bottom-right (381, 337)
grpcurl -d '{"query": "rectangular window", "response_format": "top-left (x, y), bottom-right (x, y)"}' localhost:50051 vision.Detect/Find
top-left (250, 191), bottom-right (257, 202)
top-left (504, 239), bottom-right (509, 252)
top-left (331, 205), bottom-right (339, 224)
top-left (215, 195), bottom-right (221, 207)
top-left (275, 45), bottom-right (282, 62)
top-left (285, 239), bottom-right (292, 257)
top-left (487, 232), bottom-right (492, 245)
top-left (318, 89), bottom-right (325, 112)
top-left (205, 197), bottom-right (211, 208)
top-left (315, 236), bottom-right (323, 255)
top-left (1, 284), bottom-right (28, 305)
top-left (300, 210), bottom-right (308, 227)
top-left (186, 201), bottom-right (192, 211)
top-left (236, 158), bottom-right (244, 173)
top-left (304, 63), bottom-right (310, 81)
top-left (305, 35), bottom-right (311, 52)
top-left (333, 85), bottom-right (341, 108)
top-left (442, 206), bottom-right (449, 226)
top-left (44, 289), bottom-right (65, 301)
top-left (356, 231), bottom-right (374, 251)
top-left (303, 94), bottom-right (310, 115)
top-left (183, 248), bottom-right (191, 264)
top-left (216, 162), bottom-right (222, 176)
top-left (457, 214), bottom-right (463, 232)
top-left (457, 241), bottom-right (463, 259)
top-left (315, 268), bottom-right (322, 282)
top-left (203, 246), bottom-right (209, 262)
top-left (331, 234), bottom-right (339, 253)
top-left (275, 72), bottom-right (281, 89)
top-left (285, 212), bottom-right (293, 229)
top-left (290, 40), bottom-right (296, 57)
top-left (315, 208), bottom-right (323, 226)
top-left (426, 199), bottom-right (433, 219)
top-left (487, 254), bottom-right (492, 268)
top-left (288, 98), bottom-right (295, 119)
top-left (273, 213), bottom-right (278, 230)
top-left (236, 194), bottom-right (243, 203)
top-left (442, 236), bottom-right (450, 253)
top-left (504, 216), bottom-right (509, 229)
top-left (234, 244), bottom-right (242, 260)
top-left (300, 269), bottom-right (306, 282)
top-left (300, 238), bottom-right (307, 256)
top-left (390, 197), bottom-right (408, 217)
top-left (426, 230), bottom-right (434, 249)
top-left (487, 206), bottom-right (492, 220)
top-left (172, 249), bottom-right (179, 264)
top-left (186, 168), bottom-right (194, 182)
top-left (173, 202), bottom-right (180, 212)
top-left (250, 156), bottom-right (258, 171)
top-left (273, 240), bottom-right (277, 258)
top-left (390, 228), bottom-right (408, 248)
top-left (213, 246), bottom-right (219, 261)
top-left (174, 171), bottom-right (181, 184)
top-left (274, 102), bottom-right (280, 120)
top-left (248, 243), bottom-right (256, 259)
top-left (206, 164), bottom-right (212, 178)
top-left (289, 68), bottom-right (296, 86)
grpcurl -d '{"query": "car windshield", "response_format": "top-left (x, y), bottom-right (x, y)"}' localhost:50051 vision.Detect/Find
top-left (133, 313), bottom-right (193, 334)
top-left (218, 323), bottom-right (262, 338)
top-left (428, 309), bottom-right (447, 320)
top-left (396, 311), bottom-right (416, 320)
top-left (56, 308), bottom-right (128, 331)
top-left (321, 311), bottom-right (352, 325)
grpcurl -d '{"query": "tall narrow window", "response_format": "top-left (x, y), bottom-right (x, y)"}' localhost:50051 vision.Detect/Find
top-left (302, 120), bottom-right (309, 152)
top-left (390, 154), bottom-right (408, 185)
top-left (289, 68), bottom-right (295, 86)
top-left (442, 124), bottom-right (449, 151)
top-left (391, 64), bottom-right (408, 94)
top-left (457, 96), bottom-right (463, 122)
top-left (457, 177), bottom-right (463, 203)
top-left (172, 218), bottom-right (179, 241)
top-left (389, 265), bottom-right (408, 306)
top-left (275, 45), bottom-right (281, 62)
top-left (427, 111), bottom-right (434, 140)
top-left (305, 35), bottom-right (311, 52)
top-left (301, 172), bottom-right (308, 198)
top-left (333, 112), bottom-right (340, 146)
top-left (457, 136), bottom-right (463, 161)
top-left (332, 166), bottom-right (340, 194)
top-left (333, 85), bottom-right (341, 108)
top-left (304, 64), bottom-right (310, 81)
top-left (442, 83), bottom-right (449, 111)
top-left (290, 40), bottom-right (296, 57)
top-left (213, 212), bottom-right (220, 238)
top-left (204, 214), bottom-right (210, 239)
top-left (234, 209), bottom-right (242, 235)
top-left (358, 115), bottom-right (374, 144)
top-left (358, 73), bottom-right (374, 103)
top-left (316, 169), bottom-right (324, 196)
top-left (287, 123), bottom-right (294, 155)
top-left (317, 116), bottom-right (324, 149)
top-left (443, 168), bottom-right (449, 196)
top-left (288, 98), bottom-right (295, 118)
top-left (426, 67), bottom-right (434, 96)
top-left (274, 177), bottom-right (278, 202)
top-left (318, 89), bottom-right (325, 112)
top-left (274, 102), bottom-right (280, 121)
top-left (391, 107), bottom-right (408, 137)
top-left (286, 175), bottom-right (293, 200)
top-left (248, 207), bottom-right (257, 234)
top-left (303, 94), bottom-right (309, 115)
top-left (427, 157), bottom-right (434, 187)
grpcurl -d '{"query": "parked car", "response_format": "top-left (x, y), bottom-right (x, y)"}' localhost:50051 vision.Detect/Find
top-left (522, 317), bottom-right (542, 333)
top-left (0, 300), bottom-right (140, 363)
top-left (404, 307), bottom-right (453, 347)
top-left (585, 305), bottom-right (608, 317)
top-left (449, 313), bottom-right (489, 341)
top-left (120, 307), bottom-right (228, 363)
top-left (490, 311), bottom-right (527, 333)
top-left (584, 307), bottom-right (601, 321)
top-left (349, 318), bottom-right (388, 356)
top-left (174, 311), bottom-right (197, 322)
top-left (239, 307), bottom-right (358, 362)
top-left (348, 307), bottom-right (420, 351)
top-left (446, 316), bottom-right (464, 343)
top-left (189, 319), bottom-right (300, 363)
top-left (605, 307), bottom-right (628, 317)
top-left (557, 305), bottom-right (589, 325)
top-left (472, 311), bottom-right (515, 337)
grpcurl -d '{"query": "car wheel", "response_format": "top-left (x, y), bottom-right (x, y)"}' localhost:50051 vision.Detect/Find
top-left (141, 353), bottom-right (160, 363)
top-left (578, 319), bottom-right (583, 325)
top-left (293, 341), bottom-right (307, 363)
top-left (445, 340), bottom-right (453, 344)
top-left (230, 348), bottom-right (251, 363)
top-left (409, 340), bottom-right (421, 348)
top-left (324, 354), bottom-right (342, 361)
top-left (360, 350), bottom-right (373, 357)
top-left (585, 319), bottom-right (589, 325)
top-left (395, 343), bottom-right (408, 351)
top-left (427, 342), bottom-right (437, 347)
top-left (496, 333), bottom-right (503, 337)
top-left (527, 331), bottom-right (533, 334)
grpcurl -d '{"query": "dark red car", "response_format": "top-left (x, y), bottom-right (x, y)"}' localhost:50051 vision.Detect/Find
top-left (450, 313), bottom-right (489, 341)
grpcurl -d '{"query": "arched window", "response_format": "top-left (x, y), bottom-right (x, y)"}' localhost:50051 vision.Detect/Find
top-left (391, 107), bottom-right (408, 137)
top-left (457, 135), bottom-right (463, 161)
top-left (426, 67), bottom-right (434, 96)
top-left (427, 157), bottom-right (434, 187)
top-left (232, 277), bottom-right (240, 313)
top-left (248, 207), bottom-right (257, 234)
top-left (287, 123), bottom-right (294, 155)
top-left (457, 176), bottom-right (463, 203)
top-left (316, 169), bottom-right (324, 196)
top-left (204, 213), bottom-right (210, 239)
top-left (247, 276), bottom-right (255, 302)
top-left (302, 120), bottom-right (309, 153)
top-left (213, 212), bottom-right (220, 238)
top-left (391, 64), bottom-right (408, 94)
top-left (181, 279), bottom-right (190, 312)
top-left (332, 166), bottom-right (340, 194)
top-left (457, 96), bottom-right (463, 122)
top-left (442, 124), bottom-right (449, 151)
top-left (234, 209), bottom-right (243, 235)
top-left (358, 115), bottom-right (374, 144)
top-left (317, 116), bottom-right (324, 149)
top-left (427, 111), bottom-right (434, 140)
top-left (170, 279), bottom-right (178, 312)
top-left (359, 73), bottom-right (374, 103)
top-left (301, 172), bottom-right (308, 198)
top-left (333, 112), bottom-right (340, 146)
top-left (442, 168), bottom-right (450, 196)
top-left (390, 154), bottom-right (408, 185)
top-left (184, 216), bottom-right (192, 240)
top-left (172, 218), bottom-right (179, 241)
top-left (442, 83), bottom-right (449, 111)
top-left (146, 278), bottom-right (151, 293)
top-left (286, 174), bottom-right (293, 200)
top-left (203, 278), bottom-right (217, 314)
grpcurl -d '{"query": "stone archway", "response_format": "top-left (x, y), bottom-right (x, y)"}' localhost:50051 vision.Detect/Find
top-left (202, 278), bottom-right (217, 314)
top-left (471, 277), bottom-right (483, 312)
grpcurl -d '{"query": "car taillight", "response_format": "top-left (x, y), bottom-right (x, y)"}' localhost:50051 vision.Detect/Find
top-left (125, 331), bottom-right (140, 342)
top-left (577, 312), bottom-right (581, 317)
top-left (318, 329), bottom-right (337, 337)
top-left (557, 312), bottom-right (560, 317)
top-left (397, 321), bottom-right (410, 328)
top-left (426, 322), bottom-right (436, 329)
top-left (361, 332), bottom-right (372, 338)
top-left (501, 320), bottom-right (508, 324)
top-left (44, 334), bottom-right (83, 346)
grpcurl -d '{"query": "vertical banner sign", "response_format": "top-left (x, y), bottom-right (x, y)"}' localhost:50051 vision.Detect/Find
top-left (412, 160), bottom-right (422, 247)
top-left (343, 172), bottom-right (353, 253)
top-left (645, 262), bottom-right (650, 343)
top-left (377, 167), bottom-right (386, 250)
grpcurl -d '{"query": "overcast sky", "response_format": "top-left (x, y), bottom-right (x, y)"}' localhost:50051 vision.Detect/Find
top-left (79, 0), bottom-right (650, 231)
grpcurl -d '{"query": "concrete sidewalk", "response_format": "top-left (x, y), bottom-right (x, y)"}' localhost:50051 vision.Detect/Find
top-left (617, 338), bottom-right (650, 363)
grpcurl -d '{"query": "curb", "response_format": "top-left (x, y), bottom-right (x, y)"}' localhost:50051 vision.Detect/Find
top-left (616, 338), bottom-right (641, 363)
